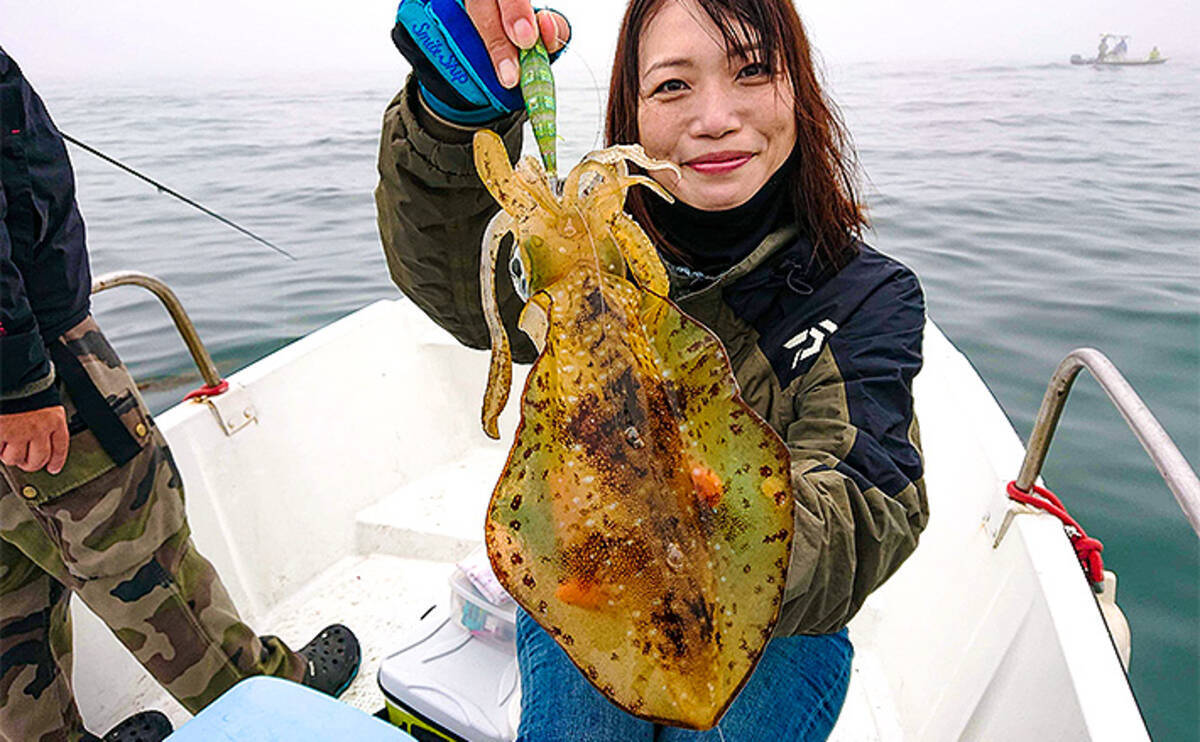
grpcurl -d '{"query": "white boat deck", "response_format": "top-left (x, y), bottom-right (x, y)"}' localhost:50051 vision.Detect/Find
top-left (69, 299), bottom-right (1148, 740)
top-left (114, 463), bottom-right (901, 740)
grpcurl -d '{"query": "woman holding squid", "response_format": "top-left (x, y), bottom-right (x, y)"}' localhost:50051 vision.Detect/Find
top-left (378, 1), bottom-right (927, 739)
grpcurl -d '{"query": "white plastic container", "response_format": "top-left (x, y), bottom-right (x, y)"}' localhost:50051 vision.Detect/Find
top-left (377, 606), bottom-right (520, 742)
top-left (448, 568), bottom-right (517, 645)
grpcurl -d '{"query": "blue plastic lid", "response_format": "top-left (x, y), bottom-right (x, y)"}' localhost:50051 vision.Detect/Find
top-left (167, 676), bottom-right (413, 741)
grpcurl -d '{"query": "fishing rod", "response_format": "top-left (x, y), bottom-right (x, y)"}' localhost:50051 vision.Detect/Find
top-left (60, 132), bottom-right (296, 261)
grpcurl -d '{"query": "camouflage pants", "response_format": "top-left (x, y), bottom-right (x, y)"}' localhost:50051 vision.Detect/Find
top-left (0, 317), bottom-right (307, 742)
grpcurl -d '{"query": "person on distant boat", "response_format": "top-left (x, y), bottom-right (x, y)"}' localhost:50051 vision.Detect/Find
top-left (376, 0), bottom-right (927, 740)
top-left (1097, 35), bottom-right (1110, 61)
top-left (1149, 46), bottom-right (1161, 60)
top-left (1112, 37), bottom-right (1128, 58)
top-left (0, 48), bottom-right (360, 742)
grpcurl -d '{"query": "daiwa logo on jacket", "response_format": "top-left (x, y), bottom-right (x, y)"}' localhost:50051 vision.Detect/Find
top-left (785, 319), bottom-right (839, 369)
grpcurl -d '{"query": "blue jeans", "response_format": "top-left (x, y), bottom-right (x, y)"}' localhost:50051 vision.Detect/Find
top-left (515, 610), bottom-right (853, 742)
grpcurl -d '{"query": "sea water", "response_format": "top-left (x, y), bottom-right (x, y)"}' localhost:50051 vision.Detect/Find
top-left (37, 58), bottom-right (1198, 739)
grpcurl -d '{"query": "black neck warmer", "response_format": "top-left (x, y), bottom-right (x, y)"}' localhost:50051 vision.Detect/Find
top-left (646, 151), bottom-right (797, 275)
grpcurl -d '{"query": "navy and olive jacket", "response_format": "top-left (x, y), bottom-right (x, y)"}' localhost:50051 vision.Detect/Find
top-left (375, 77), bottom-right (928, 635)
top-left (0, 48), bottom-right (92, 413)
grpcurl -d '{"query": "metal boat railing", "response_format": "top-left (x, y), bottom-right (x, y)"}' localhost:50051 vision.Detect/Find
top-left (91, 271), bottom-right (224, 393)
top-left (1014, 348), bottom-right (1200, 538)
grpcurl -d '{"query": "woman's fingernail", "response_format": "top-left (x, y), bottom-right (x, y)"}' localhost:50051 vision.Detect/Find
top-left (499, 58), bottom-right (519, 88)
top-left (513, 18), bottom-right (536, 48)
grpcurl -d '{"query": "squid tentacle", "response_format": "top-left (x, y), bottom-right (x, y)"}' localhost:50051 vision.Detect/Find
top-left (562, 161), bottom-right (615, 209)
top-left (481, 210), bottom-right (516, 439)
top-left (608, 212), bottom-right (669, 297)
top-left (619, 173), bottom-right (675, 203)
top-left (474, 130), bottom-right (538, 216)
top-left (516, 156), bottom-right (559, 211)
top-left (582, 145), bottom-right (681, 186)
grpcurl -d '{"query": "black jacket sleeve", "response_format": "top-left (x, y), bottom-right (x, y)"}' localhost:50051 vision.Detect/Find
top-left (0, 47), bottom-right (90, 413)
top-left (0, 182), bottom-right (59, 412)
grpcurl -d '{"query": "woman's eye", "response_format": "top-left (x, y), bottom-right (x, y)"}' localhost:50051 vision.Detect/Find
top-left (652, 79), bottom-right (688, 95)
top-left (738, 62), bottom-right (770, 79)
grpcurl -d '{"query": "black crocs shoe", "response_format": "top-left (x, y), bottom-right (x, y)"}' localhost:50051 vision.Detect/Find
top-left (299, 623), bottom-right (361, 697)
top-left (87, 710), bottom-right (172, 742)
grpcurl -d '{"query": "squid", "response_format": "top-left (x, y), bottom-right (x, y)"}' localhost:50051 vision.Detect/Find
top-left (473, 128), bottom-right (794, 730)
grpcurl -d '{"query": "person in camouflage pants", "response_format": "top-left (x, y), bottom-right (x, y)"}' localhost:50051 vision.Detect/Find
top-left (1, 50), bottom-right (357, 742)
top-left (0, 319), bottom-right (311, 742)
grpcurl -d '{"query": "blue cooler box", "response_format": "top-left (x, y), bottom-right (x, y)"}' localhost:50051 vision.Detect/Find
top-left (167, 676), bottom-right (414, 741)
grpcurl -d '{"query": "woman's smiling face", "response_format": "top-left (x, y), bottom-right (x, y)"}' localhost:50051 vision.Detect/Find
top-left (636, 0), bottom-right (797, 211)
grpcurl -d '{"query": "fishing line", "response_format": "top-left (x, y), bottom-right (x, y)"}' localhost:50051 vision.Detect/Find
top-left (571, 51), bottom-right (607, 152)
top-left (60, 132), bottom-right (297, 261)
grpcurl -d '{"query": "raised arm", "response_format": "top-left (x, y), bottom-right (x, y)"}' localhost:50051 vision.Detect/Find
top-left (374, 76), bottom-right (537, 362)
top-left (375, 1), bottom-right (569, 360)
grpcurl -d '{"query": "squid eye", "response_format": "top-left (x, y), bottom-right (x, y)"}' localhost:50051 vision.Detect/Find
top-left (509, 253), bottom-right (530, 301)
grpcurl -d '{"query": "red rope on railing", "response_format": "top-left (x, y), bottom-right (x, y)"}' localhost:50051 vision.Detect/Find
top-left (1007, 481), bottom-right (1105, 591)
top-left (183, 379), bottom-right (229, 401)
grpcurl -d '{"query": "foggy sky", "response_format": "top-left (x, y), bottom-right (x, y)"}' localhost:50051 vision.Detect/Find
top-left (3, 0), bottom-right (1196, 82)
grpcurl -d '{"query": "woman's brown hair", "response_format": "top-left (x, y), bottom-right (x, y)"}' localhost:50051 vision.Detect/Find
top-left (605, 0), bottom-right (866, 271)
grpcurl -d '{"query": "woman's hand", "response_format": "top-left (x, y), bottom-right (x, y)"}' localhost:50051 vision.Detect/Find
top-left (464, 1), bottom-right (570, 87)
top-left (393, 0), bottom-right (570, 125)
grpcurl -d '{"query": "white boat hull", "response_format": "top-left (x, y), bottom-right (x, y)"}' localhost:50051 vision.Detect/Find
top-left (1071, 55), bottom-right (1167, 66)
top-left (69, 299), bottom-right (1148, 740)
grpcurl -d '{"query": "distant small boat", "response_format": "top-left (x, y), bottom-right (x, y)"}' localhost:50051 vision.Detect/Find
top-left (1070, 54), bottom-right (1167, 66)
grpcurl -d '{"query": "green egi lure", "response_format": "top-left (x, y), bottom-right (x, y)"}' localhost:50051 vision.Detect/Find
top-left (519, 39), bottom-right (557, 182)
